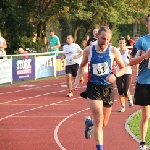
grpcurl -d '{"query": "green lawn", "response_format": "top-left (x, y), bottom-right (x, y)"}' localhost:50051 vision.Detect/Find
top-left (128, 111), bottom-right (150, 146)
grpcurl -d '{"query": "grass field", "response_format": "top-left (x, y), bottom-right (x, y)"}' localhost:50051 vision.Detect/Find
top-left (128, 111), bottom-right (150, 146)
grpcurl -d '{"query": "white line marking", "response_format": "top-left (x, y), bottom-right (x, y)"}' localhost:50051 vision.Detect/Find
top-left (54, 108), bottom-right (90, 150)
top-left (0, 129), bottom-right (53, 131)
top-left (61, 85), bottom-right (67, 87)
top-left (0, 82), bottom-right (67, 95)
top-left (14, 90), bottom-right (22, 92)
top-left (43, 93), bottom-right (50, 95)
top-left (19, 85), bottom-right (36, 87)
top-left (3, 104), bottom-right (40, 105)
top-left (0, 97), bottom-right (82, 122)
top-left (11, 116), bottom-right (67, 118)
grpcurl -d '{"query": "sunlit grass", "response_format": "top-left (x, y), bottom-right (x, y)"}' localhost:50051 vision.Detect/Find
top-left (128, 111), bottom-right (150, 146)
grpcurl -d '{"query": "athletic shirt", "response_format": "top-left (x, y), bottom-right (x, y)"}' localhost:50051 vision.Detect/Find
top-left (92, 40), bottom-right (97, 46)
top-left (63, 43), bottom-right (82, 66)
top-left (88, 45), bottom-right (113, 85)
top-left (135, 35), bottom-right (150, 84)
top-left (0, 37), bottom-right (5, 51)
top-left (116, 49), bottom-right (132, 74)
top-left (48, 35), bottom-right (60, 52)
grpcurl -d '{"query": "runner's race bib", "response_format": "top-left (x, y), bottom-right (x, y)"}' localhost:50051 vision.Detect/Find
top-left (66, 55), bottom-right (74, 64)
top-left (92, 62), bottom-right (109, 76)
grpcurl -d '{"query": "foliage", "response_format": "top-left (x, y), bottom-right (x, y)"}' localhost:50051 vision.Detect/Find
top-left (0, 0), bottom-right (150, 53)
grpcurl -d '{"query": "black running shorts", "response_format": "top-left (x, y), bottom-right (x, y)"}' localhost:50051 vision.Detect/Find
top-left (86, 82), bottom-right (115, 107)
top-left (65, 63), bottom-right (79, 77)
top-left (134, 83), bottom-right (150, 106)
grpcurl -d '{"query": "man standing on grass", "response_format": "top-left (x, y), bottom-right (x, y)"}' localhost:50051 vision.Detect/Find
top-left (130, 14), bottom-right (150, 150)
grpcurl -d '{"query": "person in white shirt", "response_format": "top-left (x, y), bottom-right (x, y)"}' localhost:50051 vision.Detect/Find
top-left (61, 35), bottom-right (83, 97)
top-left (116, 37), bottom-right (133, 112)
top-left (0, 31), bottom-right (7, 59)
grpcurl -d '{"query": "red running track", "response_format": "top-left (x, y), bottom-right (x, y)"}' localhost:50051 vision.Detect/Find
top-left (0, 67), bottom-right (141, 150)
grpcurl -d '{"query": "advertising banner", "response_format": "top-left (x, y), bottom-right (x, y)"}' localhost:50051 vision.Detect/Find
top-left (35, 56), bottom-right (55, 79)
top-left (0, 59), bottom-right (12, 84)
top-left (56, 56), bottom-right (66, 75)
top-left (12, 58), bottom-right (35, 81)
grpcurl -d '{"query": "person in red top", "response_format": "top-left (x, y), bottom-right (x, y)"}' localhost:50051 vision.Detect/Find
top-left (126, 35), bottom-right (135, 52)
top-left (126, 35), bottom-right (135, 46)
top-left (18, 48), bottom-right (29, 58)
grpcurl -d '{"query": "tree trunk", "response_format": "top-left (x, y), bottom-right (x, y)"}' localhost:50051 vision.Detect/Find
top-left (133, 22), bottom-right (137, 37)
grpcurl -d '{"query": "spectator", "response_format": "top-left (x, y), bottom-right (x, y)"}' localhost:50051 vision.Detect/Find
top-left (87, 28), bottom-right (99, 46)
top-left (0, 30), bottom-right (7, 59)
top-left (46, 29), bottom-right (61, 56)
top-left (18, 48), bottom-right (29, 58)
top-left (126, 35), bottom-right (135, 46)
top-left (131, 34), bottom-right (140, 57)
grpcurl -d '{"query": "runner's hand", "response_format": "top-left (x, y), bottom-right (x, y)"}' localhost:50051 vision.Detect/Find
top-left (61, 55), bottom-right (65, 60)
top-left (106, 74), bottom-right (116, 83)
top-left (73, 55), bottom-right (78, 59)
top-left (144, 49), bottom-right (150, 59)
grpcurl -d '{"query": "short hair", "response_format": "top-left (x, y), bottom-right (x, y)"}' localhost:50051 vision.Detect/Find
top-left (49, 29), bottom-right (55, 32)
top-left (67, 35), bottom-right (74, 39)
top-left (118, 37), bottom-right (126, 43)
top-left (67, 35), bottom-right (74, 42)
top-left (98, 26), bottom-right (112, 35)
top-left (134, 34), bottom-right (140, 37)
top-left (146, 14), bottom-right (150, 22)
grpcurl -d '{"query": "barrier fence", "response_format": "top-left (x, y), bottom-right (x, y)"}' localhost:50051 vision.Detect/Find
top-left (0, 46), bottom-right (133, 85)
top-left (0, 52), bottom-right (64, 85)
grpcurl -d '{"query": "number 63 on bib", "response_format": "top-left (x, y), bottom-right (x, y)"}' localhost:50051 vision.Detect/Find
top-left (92, 62), bottom-right (109, 76)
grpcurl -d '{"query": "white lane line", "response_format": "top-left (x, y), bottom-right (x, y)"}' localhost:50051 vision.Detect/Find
top-left (125, 110), bottom-right (141, 145)
top-left (54, 108), bottom-right (90, 150)
top-left (61, 85), bottom-right (67, 88)
top-left (0, 129), bottom-right (53, 131)
top-left (11, 116), bottom-right (67, 118)
top-left (14, 90), bottom-right (22, 92)
top-left (0, 97), bottom-right (82, 122)
top-left (0, 82), bottom-right (66, 95)
top-left (43, 93), bottom-right (50, 95)
top-left (2, 104), bottom-right (40, 105)
top-left (0, 87), bottom-right (85, 105)
top-left (34, 95), bottom-right (41, 98)
top-left (19, 98), bottom-right (27, 100)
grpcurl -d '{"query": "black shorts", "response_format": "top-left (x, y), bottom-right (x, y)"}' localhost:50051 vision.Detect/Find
top-left (116, 74), bottom-right (132, 96)
top-left (65, 63), bottom-right (79, 77)
top-left (134, 83), bottom-right (150, 106)
top-left (86, 82), bottom-right (115, 108)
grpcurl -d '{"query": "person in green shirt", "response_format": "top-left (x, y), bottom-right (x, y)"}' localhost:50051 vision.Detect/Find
top-left (46, 29), bottom-right (61, 56)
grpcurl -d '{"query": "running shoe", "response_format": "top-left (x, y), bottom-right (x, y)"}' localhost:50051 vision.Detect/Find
top-left (119, 106), bottom-right (125, 112)
top-left (138, 144), bottom-right (147, 150)
top-left (66, 92), bottom-right (73, 97)
top-left (84, 116), bottom-right (93, 139)
top-left (128, 100), bottom-right (133, 108)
